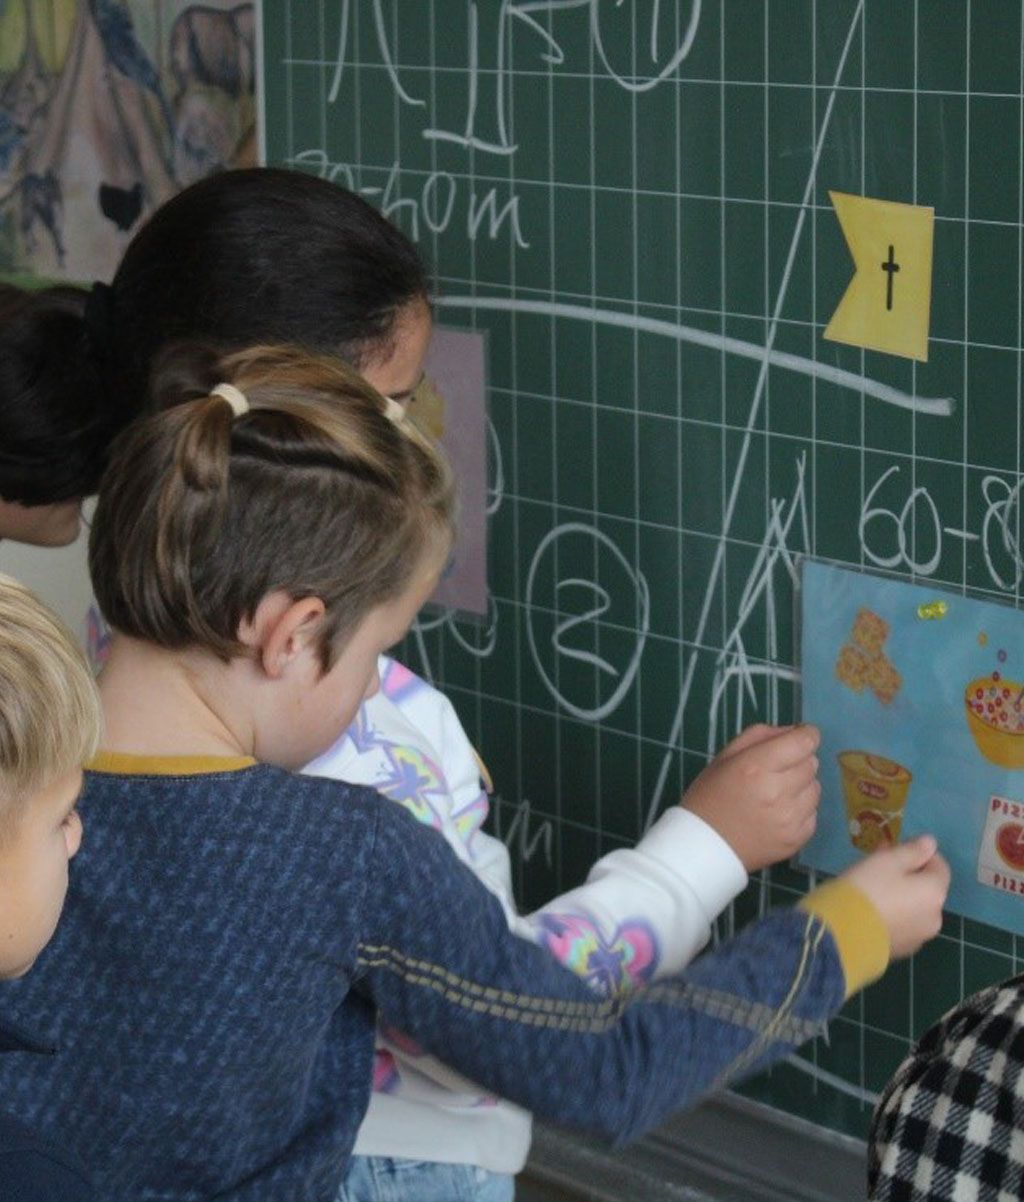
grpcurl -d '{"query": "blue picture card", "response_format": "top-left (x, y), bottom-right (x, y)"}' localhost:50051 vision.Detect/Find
top-left (800, 560), bottom-right (1024, 932)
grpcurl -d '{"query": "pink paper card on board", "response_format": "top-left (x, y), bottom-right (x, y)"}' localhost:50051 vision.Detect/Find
top-left (420, 327), bottom-right (489, 616)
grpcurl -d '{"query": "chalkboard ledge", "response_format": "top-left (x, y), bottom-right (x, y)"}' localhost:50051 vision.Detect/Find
top-left (519, 1093), bottom-right (866, 1202)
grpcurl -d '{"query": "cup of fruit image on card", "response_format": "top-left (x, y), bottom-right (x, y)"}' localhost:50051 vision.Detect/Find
top-left (838, 751), bottom-right (913, 853)
top-left (977, 795), bottom-right (1024, 897)
top-left (965, 675), bottom-right (1024, 769)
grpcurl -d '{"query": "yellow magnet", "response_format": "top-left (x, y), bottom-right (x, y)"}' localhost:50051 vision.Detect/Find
top-left (916, 599), bottom-right (947, 620)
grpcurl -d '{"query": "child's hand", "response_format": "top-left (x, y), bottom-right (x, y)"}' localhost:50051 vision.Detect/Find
top-left (838, 835), bottom-right (950, 960)
top-left (680, 723), bottom-right (821, 872)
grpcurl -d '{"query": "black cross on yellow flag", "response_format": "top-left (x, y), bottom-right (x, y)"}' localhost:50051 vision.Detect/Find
top-left (823, 191), bottom-right (935, 362)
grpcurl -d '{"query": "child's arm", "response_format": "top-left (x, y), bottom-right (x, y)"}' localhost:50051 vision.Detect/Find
top-left (506, 806), bottom-right (746, 990)
top-left (352, 663), bottom-right (821, 994)
top-left (354, 808), bottom-right (948, 1144)
top-left (680, 723), bottom-right (820, 873)
top-left (310, 661), bottom-right (750, 991)
top-left (418, 673), bottom-right (747, 982)
top-left (508, 723), bottom-right (821, 991)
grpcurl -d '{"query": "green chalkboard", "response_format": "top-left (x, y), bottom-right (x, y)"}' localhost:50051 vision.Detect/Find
top-left (261, 1), bottom-right (1024, 1142)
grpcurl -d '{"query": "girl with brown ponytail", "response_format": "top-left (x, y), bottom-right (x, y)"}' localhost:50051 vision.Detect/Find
top-left (90, 343), bottom-right (452, 700)
top-left (0, 342), bottom-right (946, 1202)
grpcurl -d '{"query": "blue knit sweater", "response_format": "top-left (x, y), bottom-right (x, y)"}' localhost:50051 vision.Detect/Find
top-left (0, 758), bottom-right (860, 1201)
top-left (0, 1018), bottom-right (95, 1201)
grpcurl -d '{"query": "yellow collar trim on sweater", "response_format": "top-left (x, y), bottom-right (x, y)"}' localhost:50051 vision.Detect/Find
top-left (88, 751), bottom-right (258, 775)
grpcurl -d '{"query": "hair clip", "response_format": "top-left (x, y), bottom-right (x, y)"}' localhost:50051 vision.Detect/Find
top-left (211, 383), bottom-right (250, 417)
top-left (383, 396), bottom-right (407, 424)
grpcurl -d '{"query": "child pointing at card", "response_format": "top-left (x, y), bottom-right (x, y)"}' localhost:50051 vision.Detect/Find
top-left (0, 341), bottom-right (951, 1200)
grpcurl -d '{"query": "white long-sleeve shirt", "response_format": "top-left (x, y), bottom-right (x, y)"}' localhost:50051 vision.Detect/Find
top-left (303, 655), bottom-right (748, 1175)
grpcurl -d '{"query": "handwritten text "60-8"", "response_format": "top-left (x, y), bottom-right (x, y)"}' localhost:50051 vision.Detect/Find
top-left (859, 465), bottom-right (1024, 591)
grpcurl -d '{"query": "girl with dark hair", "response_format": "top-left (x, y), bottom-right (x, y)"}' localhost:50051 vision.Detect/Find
top-left (0, 285), bottom-right (106, 545)
top-left (96, 166), bottom-right (432, 411)
top-left (0, 168), bottom-right (429, 545)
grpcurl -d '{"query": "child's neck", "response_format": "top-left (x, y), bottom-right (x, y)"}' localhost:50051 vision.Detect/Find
top-left (98, 635), bottom-right (255, 759)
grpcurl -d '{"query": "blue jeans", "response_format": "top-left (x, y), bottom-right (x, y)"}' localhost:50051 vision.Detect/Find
top-left (338, 1155), bottom-right (515, 1202)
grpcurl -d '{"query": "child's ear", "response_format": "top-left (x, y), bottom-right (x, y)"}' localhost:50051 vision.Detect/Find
top-left (238, 593), bottom-right (326, 679)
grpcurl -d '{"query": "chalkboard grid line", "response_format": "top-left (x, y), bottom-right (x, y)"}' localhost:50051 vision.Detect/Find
top-left (279, 53), bottom-right (1024, 107)
top-left (281, 151), bottom-right (1024, 231)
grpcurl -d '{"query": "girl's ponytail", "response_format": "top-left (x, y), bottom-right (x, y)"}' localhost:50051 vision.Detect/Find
top-left (90, 345), bottom-right (454, 667)
top-left (0, 285), bottom-right (111, 503)
top-left (155, 389), bottom-right (241, 658)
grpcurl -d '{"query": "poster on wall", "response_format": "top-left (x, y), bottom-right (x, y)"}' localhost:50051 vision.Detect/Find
top-left (801, 560), bottom-right (1024, 933)
top-left (0, 0), bottom-right (257, 281)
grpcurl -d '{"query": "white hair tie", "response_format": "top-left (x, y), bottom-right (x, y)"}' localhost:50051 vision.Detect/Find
top-left (382, 396), bottom-right (407, 424)
top-left (211, 382), bottom-right (250, 417)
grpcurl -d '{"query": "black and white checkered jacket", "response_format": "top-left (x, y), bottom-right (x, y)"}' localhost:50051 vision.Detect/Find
top-left (868, 974), bottom-right (1024, 1201)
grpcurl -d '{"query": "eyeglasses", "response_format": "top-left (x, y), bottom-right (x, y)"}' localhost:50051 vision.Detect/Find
top-left (387, 372), bottom-right (427, 410)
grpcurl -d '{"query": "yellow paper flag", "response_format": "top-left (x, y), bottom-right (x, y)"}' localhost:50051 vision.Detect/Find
top-left (823, 191), bottom-right (935, 362)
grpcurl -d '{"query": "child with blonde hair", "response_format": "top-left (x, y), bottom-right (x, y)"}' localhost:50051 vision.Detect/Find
top-left (0, 342), bottom-right (949, 1201)
top-left (0, 573), bottom-right (102, 1199)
